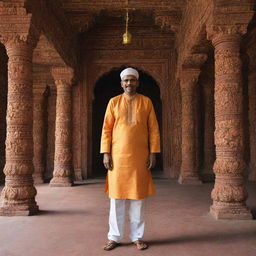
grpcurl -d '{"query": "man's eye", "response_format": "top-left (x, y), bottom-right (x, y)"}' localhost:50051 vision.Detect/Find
top-left (124, 79), bottom-right (136, 83)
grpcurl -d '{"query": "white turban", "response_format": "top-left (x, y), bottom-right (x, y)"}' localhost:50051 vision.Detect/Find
top-left (120, 67), bottom-right (139, 80)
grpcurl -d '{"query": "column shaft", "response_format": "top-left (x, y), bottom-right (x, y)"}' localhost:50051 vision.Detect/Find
top-left (179, 70), bottom-right (202, 185)
top-left (211, 34), bottom-right (252, 219)
top-left (50, 67), bottom-right (73, 187)
top-left (0, 41), bottom-right (38, 216)
top-left (33, 88), bottom-right (47, 184)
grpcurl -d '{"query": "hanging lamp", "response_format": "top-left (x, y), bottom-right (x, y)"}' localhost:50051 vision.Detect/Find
top-left (122, 0), bottom-right (132, 44)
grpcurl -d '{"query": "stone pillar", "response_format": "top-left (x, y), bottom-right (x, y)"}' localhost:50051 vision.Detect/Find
top-left (50, 67), bottom-right (74, 187)
top-left (45, 86), bottom-right (56, 181)
top-left (33, 86), bottom-right (47, 184)
top-left (210, 32), bottom-right (252, 219)
top-left (178, 70), bottom-right (202, 185)
top-left (201, 78), bottom-right (215, 182)
top-left (0, 40), bottom-right (38, 216)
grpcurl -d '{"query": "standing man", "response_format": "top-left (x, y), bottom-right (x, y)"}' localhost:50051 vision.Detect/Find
top-left (101, 67), bottom-right (160, 250)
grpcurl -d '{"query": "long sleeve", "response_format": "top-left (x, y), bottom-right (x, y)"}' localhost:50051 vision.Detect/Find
top-left (100, 99), bottom-right (115, 153)
top-left (148, 100), bottom-right (161, 153)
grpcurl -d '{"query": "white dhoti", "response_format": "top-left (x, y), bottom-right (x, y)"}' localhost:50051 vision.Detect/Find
top-left (108, 198), bottom-right (145, 242)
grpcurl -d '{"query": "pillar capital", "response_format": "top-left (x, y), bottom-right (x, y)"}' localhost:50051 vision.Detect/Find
top-left (180, 69), bottom-right (201, 90)
top-left (51, 66), bottom-right (74, 87)
top-left (0, 3), bottom-right (40, 50)
top-left (207, 25), bottom-right (246, 46)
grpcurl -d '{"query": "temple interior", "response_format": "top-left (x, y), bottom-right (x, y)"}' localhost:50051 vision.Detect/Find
top-left (0, 0), bottom-right (255, 239)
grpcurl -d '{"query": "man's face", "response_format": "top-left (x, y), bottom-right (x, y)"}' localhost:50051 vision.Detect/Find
top-left (120, 75), bottom-right (139, 96)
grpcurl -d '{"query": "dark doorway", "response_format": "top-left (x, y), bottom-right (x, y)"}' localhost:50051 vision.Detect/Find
top-left (0, 43), bottom-right (8, 184)
top-left (92, 66), bottom-right (163, 177)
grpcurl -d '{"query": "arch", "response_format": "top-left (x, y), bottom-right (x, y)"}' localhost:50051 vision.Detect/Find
top-left (91, 66), bottom-right (163, 177)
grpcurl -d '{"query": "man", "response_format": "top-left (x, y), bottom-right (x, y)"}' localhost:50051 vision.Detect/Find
top-left (100, 67), bottom-right (160, 250)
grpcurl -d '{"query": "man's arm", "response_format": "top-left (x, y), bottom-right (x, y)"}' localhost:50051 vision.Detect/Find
top-left (147, 100), bottom-right (160, 169)
top-left (100, 100), bottom-right (115, 170)
top-left (147, 153), bottom-right (156, 169)
top-left (103, 153), bottom-right (113, 170)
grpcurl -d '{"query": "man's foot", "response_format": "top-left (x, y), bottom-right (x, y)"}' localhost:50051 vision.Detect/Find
top-left (103, 240), bottom-right (120, 251)
top-left (133, 240), bottom-right (148, 250)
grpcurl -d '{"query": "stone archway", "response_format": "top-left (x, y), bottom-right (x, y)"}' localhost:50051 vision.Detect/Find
top-left (91, 66), bottom-right (163, 177)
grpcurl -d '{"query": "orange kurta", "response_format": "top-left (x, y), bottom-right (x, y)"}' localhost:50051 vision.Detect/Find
top-left (100, 93), bottom-right (160, 200)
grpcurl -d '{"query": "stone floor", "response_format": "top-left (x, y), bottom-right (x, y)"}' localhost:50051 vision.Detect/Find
top-left (0, 179), bottom-right (256, 256)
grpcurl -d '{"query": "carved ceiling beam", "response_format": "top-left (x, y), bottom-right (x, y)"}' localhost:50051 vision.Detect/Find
top-left (154, 11), bottom-right (181, 33)
top-left (67, 11), bottom-right (97, 33)
top-left (33, 34), bottom-right (66, 67)
top-left (29, 0), bottom-right (78, 68)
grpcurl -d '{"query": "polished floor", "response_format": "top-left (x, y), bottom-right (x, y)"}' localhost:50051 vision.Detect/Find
top-left (0, 178), bottom-right (256, 256)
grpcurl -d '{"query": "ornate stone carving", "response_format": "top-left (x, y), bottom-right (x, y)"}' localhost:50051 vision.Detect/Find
top-left (154, 11), bottom-right (181, 33)
top-left (49, 66), bottom-right (74, 187)
top-left (0, 40), bottom-right (39, 216)
top-left (33, 86), bottom-right (47, 184)
top-left (178, 69), bottom-right (202, 184)
top-left (209, 31), bottom-right (252, 219)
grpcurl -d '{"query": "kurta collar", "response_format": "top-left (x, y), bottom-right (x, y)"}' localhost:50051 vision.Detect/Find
top-left (123, 93), bottom-right (138, 101)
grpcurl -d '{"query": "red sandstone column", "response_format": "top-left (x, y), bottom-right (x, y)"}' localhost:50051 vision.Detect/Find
top-left (201, 79), bottom-right (215, 182)
top-left (33, 86), bottom-right (47, 184)
top-left (178, 70), bottom-right (202, 185)
top-left (210, 33), bottom-right (252, 219)
top-left (45, 86), bottom-right (56, 180)
top-left (0, 41), bottom-right (38, 216)
top-left (50, 67), bottom-right (74, 187)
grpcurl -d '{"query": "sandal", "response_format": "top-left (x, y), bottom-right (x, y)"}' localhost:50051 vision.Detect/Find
top-left (133, 240), bottom-right (148, 250)
top-left (103, 240), bottom-right (120, 251)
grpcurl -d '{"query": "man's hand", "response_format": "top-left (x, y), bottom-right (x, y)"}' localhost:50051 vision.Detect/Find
top-left (103, 153), bottom-right (113, 170)
top-left (147, 153), bottom-right (156, 169)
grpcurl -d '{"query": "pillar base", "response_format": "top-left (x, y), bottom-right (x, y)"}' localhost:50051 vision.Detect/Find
top-left (178, 175), bottom-right (202, 185)
top-left (210, 205), bottom-right (252, 220)
top-left (0, 204), bottom-right (39, 216)
top-left (49, 177), bottom-right (73, 187)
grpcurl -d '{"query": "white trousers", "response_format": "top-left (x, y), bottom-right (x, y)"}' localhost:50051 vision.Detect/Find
top-left (108, 198), bottom-right (145, 243)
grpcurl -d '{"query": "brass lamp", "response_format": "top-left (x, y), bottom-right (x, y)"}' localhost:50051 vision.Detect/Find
top-left (123, 8), bottom-right (132, 44)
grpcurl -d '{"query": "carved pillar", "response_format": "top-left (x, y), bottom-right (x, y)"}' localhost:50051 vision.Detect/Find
top-left (209, 32), bottom-right (252, 219)
top-left (0, 40), bottom-right (39, 215)
top-left (33, 86), bottom-right (47, 184)
top-left (50, 67), bottom-right (73, 187)
top-left (178, 70), bottom-right (202, 185)
top-left (45, 86), bottom-right (56, 180)
top-left (201, 77), bottom-right (215, 182)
